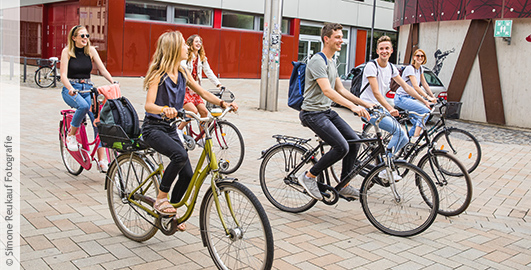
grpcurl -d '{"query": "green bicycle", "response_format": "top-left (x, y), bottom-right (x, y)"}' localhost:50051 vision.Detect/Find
top-left (105, 107), bottom-right (274, 270)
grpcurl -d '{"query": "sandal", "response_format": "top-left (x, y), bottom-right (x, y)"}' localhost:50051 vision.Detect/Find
top-left (154, 198), bottom-right (176, 216)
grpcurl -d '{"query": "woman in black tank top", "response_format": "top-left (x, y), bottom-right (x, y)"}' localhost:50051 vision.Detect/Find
top-left (60, 25), bottom-right (117, 171)
top-left (141, 31), bottom-right (238, 229)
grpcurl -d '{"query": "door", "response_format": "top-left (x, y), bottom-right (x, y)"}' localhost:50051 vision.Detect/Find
top-left (298, 39), bottom-right (322, 62)
top-left (45, 2), bottom-right (79, 58)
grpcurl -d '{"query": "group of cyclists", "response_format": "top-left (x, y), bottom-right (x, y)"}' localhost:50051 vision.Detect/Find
top-left (60, 22), bottom-right (440, 232)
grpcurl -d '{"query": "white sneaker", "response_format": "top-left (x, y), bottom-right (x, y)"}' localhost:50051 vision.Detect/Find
top-left (66, 135), bottom-right (79, 151)
top-left (98, 159), bottom-right (109, 172)
top-left (378, 169), bottom-right (402, 182)
top-left (177, 129), bottom-right (185, 143)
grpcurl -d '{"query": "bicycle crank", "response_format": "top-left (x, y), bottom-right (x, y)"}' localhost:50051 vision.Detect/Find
top-left (156, 216), bottom-right (181, 236)
top-left (317, 182), bottom-right (339, 205)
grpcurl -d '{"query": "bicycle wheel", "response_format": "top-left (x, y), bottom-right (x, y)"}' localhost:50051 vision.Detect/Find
top-left (417, 151), bottom-right (472, 216)
top-left (360, 160), bottom-right (439, 237)
top-left (35, 66), bottom-right (54, 88)
top-left (200, 181), bottom-right (274, 270)
top-left (209, 120), bottom-right (244, 174)
top-left (259, 144), bottom-right (318, 213)
top-left (59, 120), bottom-right (83, 175)
top-left (107, 154), bottom-right (159, 242)
top-left (433, 127), bottom-right (481, 173)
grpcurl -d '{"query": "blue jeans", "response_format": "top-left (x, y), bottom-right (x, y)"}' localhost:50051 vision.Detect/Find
top-left (363, 108), bottom-right (408, 154)
top-left (394, 94), bottom-right (430, 137)
top-left (62, 82), bottom-right (94, 128)
top-left (300, 109), bottom-right (360, 179)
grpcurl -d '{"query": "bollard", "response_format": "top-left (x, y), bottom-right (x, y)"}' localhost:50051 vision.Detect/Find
top-left (24, 57), bottom-right (27, 83)
top-left (53, 60), bottom-right (57, 87)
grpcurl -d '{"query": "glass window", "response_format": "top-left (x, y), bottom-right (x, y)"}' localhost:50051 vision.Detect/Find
top-left (174, 5), bottom-right (212, 25)
top-left (259, 17), bottom-right (290, 34)
top-left (125, 1), bottom-right (167, 22)
top-left (367, 30), bottom-right (398, 63)
top-left (222, 12), bottom-right (254, 30)
top-left (300, 25), bottom-right (348, 38)
top-left (424, 70), bottom-right (443, 86)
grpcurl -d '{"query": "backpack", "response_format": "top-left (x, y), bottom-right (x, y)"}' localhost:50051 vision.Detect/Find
top-left (388, 65), bottom-right (410, 93)
top-left (350, 60), bottom-right (394, 97)
top-left (99, 96), bottom-right (140, 139)
top-left (288, 52), bottom-right (327, 111)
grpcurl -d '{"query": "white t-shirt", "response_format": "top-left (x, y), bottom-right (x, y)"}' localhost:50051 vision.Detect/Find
top-left (396, 65), bottom-right (423, 96)
top-left (360, 60), bottom-right (399, 105)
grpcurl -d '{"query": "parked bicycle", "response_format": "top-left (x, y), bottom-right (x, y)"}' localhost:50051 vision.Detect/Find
top-left (106, 108), bottom-right (274, 269)
top-left (59, 88), bottom-right (115, 175)
top-left (182, 87), bottom-right (244, 174)
top-left (35, 57), bottom-right (61, 88)
top-left (259, 107), bottom-right (439, 237)
top-left (362, 98), bottom-right (481, 174)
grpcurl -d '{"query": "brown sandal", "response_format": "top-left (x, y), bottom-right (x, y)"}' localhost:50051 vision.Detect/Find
top-left (154, 198), bottom-right (176, 216)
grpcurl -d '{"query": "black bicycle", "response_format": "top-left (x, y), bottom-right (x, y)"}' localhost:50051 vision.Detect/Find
top-left (259, 107), bottom-right (439, 237)
top-left (35, 57), bottom-right (61, 88)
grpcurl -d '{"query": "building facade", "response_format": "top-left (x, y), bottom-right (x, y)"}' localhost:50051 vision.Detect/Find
top-left (394, 0), bottom-right (531, 128)
top-left (19, 0), bottom-right (397, 79)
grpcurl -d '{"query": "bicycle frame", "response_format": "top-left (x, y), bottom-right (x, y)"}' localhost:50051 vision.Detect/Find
top-left (60, 109), bottom-right (101, 170)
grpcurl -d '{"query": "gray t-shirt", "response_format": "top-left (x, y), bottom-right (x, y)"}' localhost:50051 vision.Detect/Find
top-left (301, 53), bottom-right (337, 111)
top-left (360, 60), bottom-right (398, 105)
top-left (396, 65), bottom-right (422, 96)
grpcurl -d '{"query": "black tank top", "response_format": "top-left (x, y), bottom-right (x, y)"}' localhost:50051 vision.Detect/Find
top-left (67, 47), bottom-right (92, 79)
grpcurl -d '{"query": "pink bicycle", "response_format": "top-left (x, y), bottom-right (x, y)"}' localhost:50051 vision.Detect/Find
top-left (59, 88), bottom-right (116, 175)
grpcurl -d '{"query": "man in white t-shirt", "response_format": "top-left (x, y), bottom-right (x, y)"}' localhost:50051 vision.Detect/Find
top-left (359, 36), bottom-right (414, 181)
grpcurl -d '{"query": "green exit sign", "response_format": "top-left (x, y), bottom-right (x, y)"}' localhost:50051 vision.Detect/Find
top-left (495, 20), bottom-right (512, 37)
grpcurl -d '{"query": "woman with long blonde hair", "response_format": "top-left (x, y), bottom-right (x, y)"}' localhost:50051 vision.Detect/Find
top-left (141, 31), bottom-right (237, 229)
top-left (60, 25), bottom-right (117, 171)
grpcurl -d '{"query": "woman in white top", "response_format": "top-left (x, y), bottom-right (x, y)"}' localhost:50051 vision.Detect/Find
top-left (177, 34), bottom-right (223, 141)
top-left (393, 49), bottom-right (436, 139)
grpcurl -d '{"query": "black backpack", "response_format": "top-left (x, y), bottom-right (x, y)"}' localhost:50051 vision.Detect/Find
top-left (99, 96), bottom-right (140, 139)
top-left (288, 52), bottom-right (327, 111)
top-left (350, 60), bottom-right (394, 97)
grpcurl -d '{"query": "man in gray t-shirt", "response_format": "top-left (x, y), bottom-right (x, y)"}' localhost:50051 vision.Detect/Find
top-left (297, 23), bottom-right (372, 201)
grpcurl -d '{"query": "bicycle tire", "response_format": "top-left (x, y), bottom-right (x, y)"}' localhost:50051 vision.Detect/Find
top-left (433, 127), bottom-right (481, 174)
top-left (259, 144), bottom-right (319, 213)
top-left (417, 151), bottom-right (472, 216)
top-left (360, 160), bottom-right (439, 237)
top-left (59, 120), bottom-right (83, 175)
top-left (107, 154), bottom-right (160, 242)
top-left (209, 120), bottom-right (245, 174)
top-left (35, 66), bottom-right (55, 88)
top-left (200, 181), bottom-right (274, 270)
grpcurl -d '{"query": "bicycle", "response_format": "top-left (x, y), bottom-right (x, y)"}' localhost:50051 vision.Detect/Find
top-left (105, 107), bottom-right (274, 269)
top-left (182, 87), bottom-right (244, 174)
top-left (35, 57), bottom-right (61, 88)
top-left (59, 88), bottom-right (115, 175)
top-left (259, 107), bottom-right (439, 237)
top-left (362, 98), bottom-right (481, 174)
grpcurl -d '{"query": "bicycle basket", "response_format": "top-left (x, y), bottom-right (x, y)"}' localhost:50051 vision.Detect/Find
top-left (97, 123), bottom-right (148, 151)
top-left (444, 101), bottom-right (462, 119)
top-left (37, 59), bottom-right (53, 67)
top-left (206, 89), bottom-right (236, 110)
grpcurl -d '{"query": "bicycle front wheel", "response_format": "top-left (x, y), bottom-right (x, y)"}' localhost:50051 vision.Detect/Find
top-left (360, 161), bottom-right (439, 237)
top-left (417, 151), bottom-right (472, 216)
top-left (200, 181), bottom-right (274, 270)
top-left (35, 66), bottom-right (55, 88)
top-left (209, 120), bottom-right (245, 174)
top-left (259, 144), bottom-right (318, 213)
top-left (433, 127), bottom-right (481, 173)
top-left (59, 120), bottom-right (83, 175)
top-left (106, 154), bottom-right (159, 242)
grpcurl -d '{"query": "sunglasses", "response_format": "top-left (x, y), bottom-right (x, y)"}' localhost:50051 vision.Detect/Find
top-left (78, 34), bottom-right (90, 38)
top-left (415, 54), bottom-right (425, 58)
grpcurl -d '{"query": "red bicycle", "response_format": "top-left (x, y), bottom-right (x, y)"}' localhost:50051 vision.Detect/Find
top-left (59, 87), bottom-right (116, 175)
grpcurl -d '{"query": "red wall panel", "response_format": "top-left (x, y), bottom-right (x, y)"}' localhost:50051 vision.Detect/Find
top-left (239, 32), bottom-right (262, 78)
top-left (150, 23), bottom-right (178, 64)
top-left (123, 21), bottom-right (151, 77)
top-left (439, 0), bottom-right (466, 21)
top-left (198, 28), bottom-right (222, 78)
top-left (403, 0), bottom-right (418, 25)
top-left (106, 0), bottom-right (125, 76)
top-left (355, 30), bottom-right (367, 66)
top-left (504, 0), bottom-right (531, 18)
top-left (417, 0), bottom-right (439, 23)
top-left (465, 0), bottom-right (503, 19)
top-left (218, 30), bottom-right (241, 78)
top-left (279, 36), bottom-right (294, 79)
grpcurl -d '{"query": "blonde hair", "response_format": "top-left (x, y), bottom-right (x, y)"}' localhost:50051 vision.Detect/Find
top-left (143, 31), bottom-right (187, 90)
top-left (376, 35), bottom-right (392, 47)
top-left (67, 25), bottom-right (91, 58)
top-left (186, 34), bottom-right (206, 63)
top-left (411, 49), bottom-right (427, 65)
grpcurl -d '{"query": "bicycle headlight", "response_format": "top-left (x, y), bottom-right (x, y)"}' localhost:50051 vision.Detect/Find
top-left (211, 108), bottom-right (223, 117)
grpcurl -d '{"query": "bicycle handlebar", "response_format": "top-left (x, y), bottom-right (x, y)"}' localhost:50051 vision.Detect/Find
top-left (165, 106), bottom-right (235, 127)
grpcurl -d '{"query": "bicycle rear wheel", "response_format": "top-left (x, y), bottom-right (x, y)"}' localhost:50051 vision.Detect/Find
top-left (35, 66), bottom-right (54, 88)
top-left (433, 127), bottom-right (481, 173)
top-left (200, 181), bottom-right (274, 270)
top-left (417, 151), bottom-right (472, 216)
top-left (259, 144), bottom-right (318, 213)
top-left (360, 161), bottom-right (439, 237)
top-left (59, 120), bottom-right (83, 175)
top-left (106, 154), bottom-right (159, 242)
top-left (209, 120), bottom-right (244, 174)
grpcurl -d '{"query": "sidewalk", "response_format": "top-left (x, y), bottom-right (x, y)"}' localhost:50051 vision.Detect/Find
top-left (18, 75), bottom-right (531, 269)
